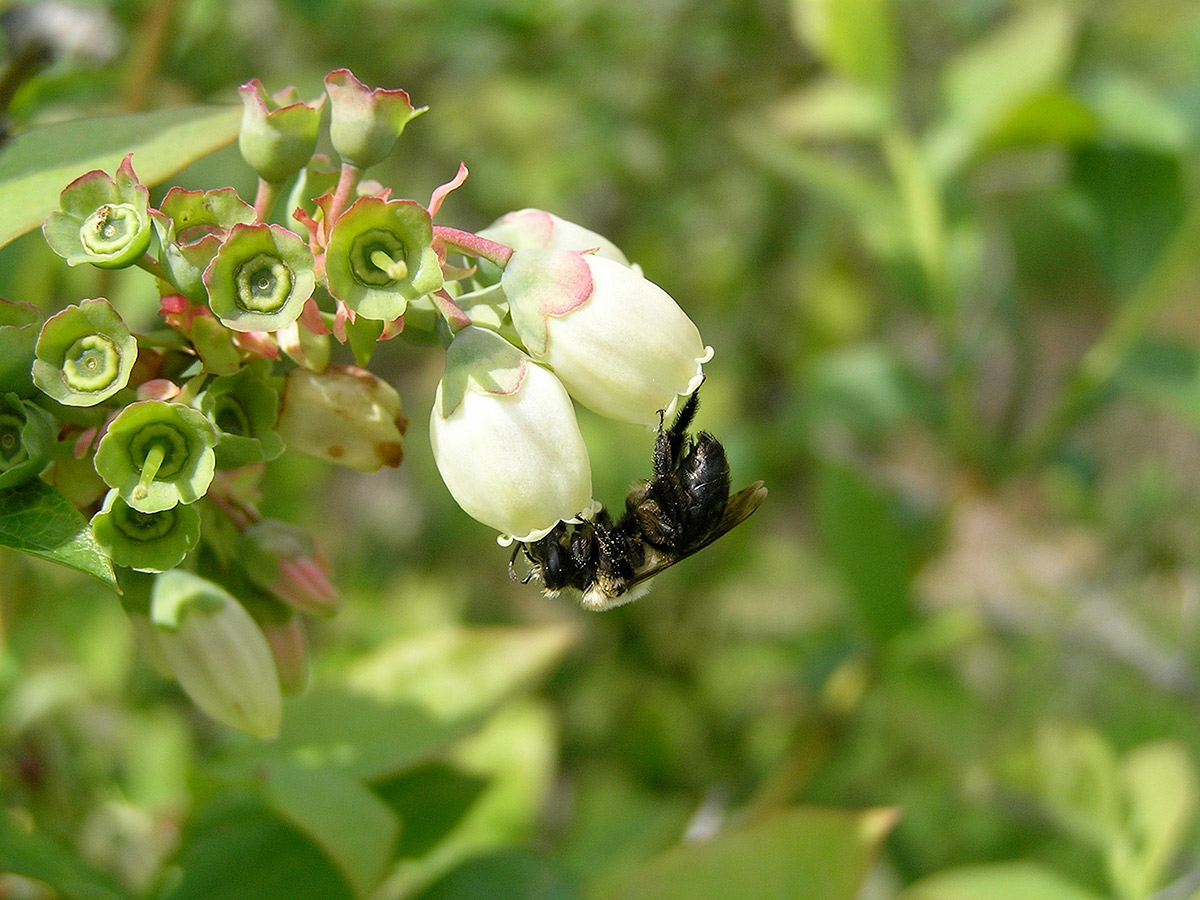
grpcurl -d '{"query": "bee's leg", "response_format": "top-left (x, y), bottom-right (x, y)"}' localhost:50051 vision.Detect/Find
top-left (654, 387), bottom-right (701, 476)
top-left (508, 542), bottom-right (535, 584)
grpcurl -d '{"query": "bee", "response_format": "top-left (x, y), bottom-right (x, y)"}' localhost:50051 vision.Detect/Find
top-left (510, 387), bottom-right (766, 610)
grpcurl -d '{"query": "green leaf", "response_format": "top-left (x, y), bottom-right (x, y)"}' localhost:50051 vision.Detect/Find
top-left (415, 850), bottom-right (580, 900)
top-left (0, 105), bottom-right (241, 248)
top-left (1086, 74), bottom-right (1192, 155)
top-left (1110, 741), bottom-right (1198, 900)
top-left (595, 806), bottom-right (897, 900)
top-left (0, 478), bottom-right (116, 588)
top-left (0, 810), bottom-right (132, 900)
top-left (373, 763), bottom-right (489, 859)
top-left (264, 763), bottom-right (400, 899)
top-left (766, 77), bottom-right (893, 143)
top-left (790, 0), bottom-right (899, 89)
top-left (816, 461), bottom-right (925, 643)
top-left (163, 795), bottom-right (356, 900)
top-left (900, 861), bottom-right (1108, 900)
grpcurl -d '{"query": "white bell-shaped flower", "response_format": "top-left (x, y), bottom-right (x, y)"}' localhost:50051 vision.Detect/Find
top-left (430, 325), bottom-right (593, 542)
top-left (502, 249), bottom-right (711, 425)
top-left (478, 208), bottom-right (630, 265)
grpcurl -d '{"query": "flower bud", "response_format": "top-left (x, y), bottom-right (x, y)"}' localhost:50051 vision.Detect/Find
top-left (155, 187), bottom-right (256, 302)
top-left (203, 223), bottom-right (315, 333)
top-left (94, 400), bottom-right (217, 513)
top-left (276, 366), bottom-right (406, 471)
top-left (239, 519), bottom-right (338, 617)
top-left (0, 299), bottom-right (42, 397)
top-left (324, 69), bottom-right (426, 169)
top-left (0, 392), bottom-right (55, 490)
top-left (430, 325), bottom-right (593, 542)
top-left (90, 489), bottom-right (201, 572)
top-left (149, 569), bottom-right (282, 738)
top-left (43, 155), bottom-right (152, 269)
top-left (238, 79), bottom-right (326, 184)
top-left (260, 614), bottom-right (310, 695)
top-left (325, 197), bottom-right (443, 321)
top-left (198, 362), bottom-right (285, 469)
top-left (32, 298), bottom-right (137, 407)
top-left (503, 249), bottom-right (711, 425)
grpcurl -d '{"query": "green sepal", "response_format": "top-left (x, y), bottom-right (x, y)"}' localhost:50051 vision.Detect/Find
top-left (0, 392), bottom-right (55, 490)
top-left (91, 488), bottom-right (201, 572)
top-left (203, 223), bottom-right (316, 333)
top-left (437, 325), bottom-right (528, 418)
top-left (0, 299), bottom-right (42, 397)
top-left (199, 362), bottom-right (285, 468)
top-left (42, 154), bottom-right (153, 268)
top-left (32, 297), bottom-right (138, 407)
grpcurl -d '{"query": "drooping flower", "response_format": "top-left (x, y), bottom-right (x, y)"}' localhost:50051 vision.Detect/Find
top-left (324, 69), bottom-right (426, 170)
top-left (239, 519), bottom-right (338, 617)
top-left (238, 79), bottom-right (326, 184)
top-left (149, 569), bottom-right (282, 738)
top-left (32, 298), bottom-right (138, 407)
top-left (203, 223), bottom-right (315, 333)
top-left (502, 249), bottom-right (711, 425)
top-left (275, 366), bottom-right (406, 471)
top-left (478, 208), bottom-right (630, 265)
top-left (430, 325), bottom-right (593, 542)
top-left (93, 400), bottom-right (217, 513)
top-left (325, 197), bottom-right (443, 320)
top-left (43, 154), bottom-right (152, 269)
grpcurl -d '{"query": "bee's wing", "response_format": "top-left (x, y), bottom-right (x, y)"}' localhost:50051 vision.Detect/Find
top-left (625, 480), bottom-right (767, 589)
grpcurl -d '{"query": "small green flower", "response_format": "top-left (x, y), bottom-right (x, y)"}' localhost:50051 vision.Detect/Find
top-left (32, 298), bottom-right (137, 407)
top-left (325, 197), bottom-right (443, 320)
top-left (203, 223), bottom-right (315, 333)
top-left (324, 69), bottom-right (426, 169)
top-left (275, 366), bottom-right (406, 471)
top-left (238, 79), bottom-right (326, 184)
top-left (0, 299), bottom-right (42, 397)
top-left (43, 154), bottom-right (153, 269)
top-left (199, 363), bottom-right (285, 468)
top-left (0, 392), bottom-right (55, 490)
top-left (91, 489), bottom-right (201, 572)
top-left (149, 569), bottom-right (282, 738)
top-left (155, 187), bottom-right (256, 301)
top-left (94, 400), bottom-right (217, 513)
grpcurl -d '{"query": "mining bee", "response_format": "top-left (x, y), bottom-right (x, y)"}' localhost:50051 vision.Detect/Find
top-left (510, 387), bottom-right (766, 610)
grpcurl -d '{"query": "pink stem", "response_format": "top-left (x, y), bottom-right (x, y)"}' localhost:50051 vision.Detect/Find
top-left (326, 162), bottom-right (361, 228)
top-left (431, 288), bottom-right (472, 333)
top-left (433, 225), bottom-right (514, 268)
top-left (253, 178), bottom-right (280, 222)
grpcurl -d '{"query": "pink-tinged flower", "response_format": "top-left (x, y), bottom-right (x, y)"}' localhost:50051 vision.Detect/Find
top-left (430, 326), bottom-right (593, 542)
top-left (43, 155), bottom-right (151, 269)
top-left (502, 249), bottom-right (711, 425)
top-left (479, 209), bottom-right (630, 264)
top-left (239, 519), bottom-right (338, 617)
top-left (324, 69), bottom-right (427, 169)
top-left (238, 79), bottom-right (326, 184)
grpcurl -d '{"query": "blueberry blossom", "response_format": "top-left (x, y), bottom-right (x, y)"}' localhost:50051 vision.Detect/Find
top-left (32, 298), bottom-right (137, 407)
top-left (238, 79), bottom-right (326, 184)
top-left (324, 69), bottom-right (426, 170)
top-left (149, 569), bottom-right (282, 738)
top-left (43, 155), bottom-right (152, 269)
top-left (430, 325), bottom-right (593, 542)
top-left (478, 209), bottom-right (630, 265)
top-left (502, 249), bottom-right (711, 425)
top-left (203, 223), bottom-right (315, 333)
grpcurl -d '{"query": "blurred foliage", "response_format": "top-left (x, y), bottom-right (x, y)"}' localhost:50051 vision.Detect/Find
top-left (4, 0), bottom-right (1200, 897)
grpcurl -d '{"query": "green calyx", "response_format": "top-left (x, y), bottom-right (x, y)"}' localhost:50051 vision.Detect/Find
top-left (326, 197), bottom-right (443, 321)
top-left (324, 68), bottom-right (427, 170)
top-left (437, 325), bottom-right (529, 419)
top-left (0, 392), bottom-right (55, 490)
top-left (203, 223), bottom-right (315, 333)
top-left (43, 154), bottom-right (152, 269)
top-left (199, 363), bottom-right (285, 468)
top-left (33, 298), bottom-right (138, 407)
top-left (91, 489), bottom-right (201, 572)
top-left (238, 79), bottom-right (326, 184)
top-left (94, 400), bottom-right (216, 513)
top-left (0, 300), bottom-right (42, 397)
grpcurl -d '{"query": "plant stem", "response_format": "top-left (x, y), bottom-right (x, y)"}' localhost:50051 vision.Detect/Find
top-left (433, 226), bottom-right (513, 268)
top-left (253, 179), bottom-right (281, 223)
top-left (326, 162), bottom-right (360, 228)
top-left (136, 253), bottom-right (167, 281)
top-left (430, 288), bottom-right (472, 333)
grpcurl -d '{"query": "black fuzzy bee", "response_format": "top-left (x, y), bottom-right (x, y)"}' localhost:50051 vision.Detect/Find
top-left (510, 388), bottom-right (766, 610)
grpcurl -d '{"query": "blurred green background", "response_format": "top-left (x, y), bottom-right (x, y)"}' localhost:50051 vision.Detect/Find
top-left (4, 0), bottom-right (1200, 897)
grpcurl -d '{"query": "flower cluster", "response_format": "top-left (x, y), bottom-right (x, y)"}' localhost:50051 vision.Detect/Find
top-left (14, 68), bottom-right (712, 736)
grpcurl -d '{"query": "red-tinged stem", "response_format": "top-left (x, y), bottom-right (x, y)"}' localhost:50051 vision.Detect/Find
top-left (326, 162), bottom-right (361, 227)
top-left (253, 178), bottom-right (281, 223)
top-left (433, 226), bottom-right (513, 268)
top-left (431, 288), bottom-right (472, 333)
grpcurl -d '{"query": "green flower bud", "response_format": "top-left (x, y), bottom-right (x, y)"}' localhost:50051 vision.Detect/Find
top-left (239, 519), bottom-right (338, 617)
top-left (150, 569), bottom-right (282, 738)
top-left (276, 366), bottom-right (406, 471)
top-left (94, 400), bottom-right (217, 513)
top-left (32, 298), bottom-right (137, 407)
top-left (0, 299), bottom-right (42, 397)
top-left (198, 363), bottom-right (285, 468)
top-left (203, 223), bottom-right (315, 333)
top-left (155, 187), bottom-right (256, 302)
top-left (324, 69), bottom-right (426, 169)
top-left (238, 79), bottom-right (326, 184)
top-left (325, 197), bottom-right (443, 321)
top-left (91, 489), bottom-right (200, 572)
top-left (430, 326), bottom-right (593, 542)
top-left (0, 392), bottom-right (55, 490)
top-left (43, 154), bottom-right (152, 269)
